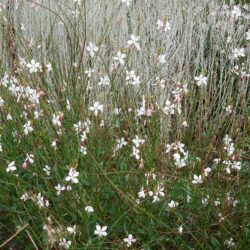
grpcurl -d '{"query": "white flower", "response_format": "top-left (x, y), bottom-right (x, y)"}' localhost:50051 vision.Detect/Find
top-left (0, 97), bottom-right (4, 107)
top-left (100, 120), bottom-right (105, 127)
top-left (214, 198), bottom-right (220, 206)
top-left (157, 19), bottom-right (164, 30)
top-left (20, 23), bottom-right (25, 31)
top-left (192, 175), bottom-right (203, 185)
top-left (73, 0), bottom-right (81, 5)
top-left (43, 165), bottom-right (51, 175)
top-left (224, 237), bottom-right (235, 248)
top-left (121, 0), bottom-right (131, 7)
top-left (164, 21), bottom-right (171, 32)
top-left (85, 205), bottom-right (94, 213)
top-left (37, 193), bottom-right (44, 207)
top-left (94, 224), bottom-right (107, 237)
top-left (153, 184), bottom-right (165, 197)
top-left (89, 101), bottom-right (103, 116)
top-left (178, 225), bottom-right (183, 235)
top-left (231, 6), bottom-right (242, 19)
top-left (194, 74), bottom-right (207, 87)
top-left (98, 75), bottom-right (110, 86)
top-left (25, 154), bottom-right (34, 164)
top-left (213, 158), bottom-right (220, 164)
top-left (157, 54), bottom-right (166, 64)
top-left (46, 63), bottom-right (52, 72)
top-left (59, 238), bottom-right (72, 249)
top-left (173, 154), bottom-right (188, 169)
top-left (86, 42), bottom-right (99, 57)
top-left (132, 146), bottom-right (140, 160)
top-left (65, 168), bottom-right (79, 183)
top-left (153, 77), bottom-right (166, 89)
top-left (67, 225), bottom-right (76, 235)
top-left (168, 200), bottom-right (179, 208)
top-left (23, 121), bottom-right (33, 135)
top-left (152, 185), bottom-right (165, 203)
top-left (132, 135), bottom-right (145, 148)
top-left (202, 195), bottom-right (209, 206)
top-left (51, 140), bottom-right (57, 148)
top-left (226, 105), bottom-right (233, 114)
top-left (182, 121), bottom-right (188, 127)
top-left (232, 161), bottom-right (241, 171)
top-left (138, 187), bottom-right (146, 198)
top-left (80, 145), bottom-right (87, 155)
top-left (20, 192), bottom-right (29, 201)
top-left (204, 167), bottom-right (212, 176)
top-left (126, 70), bottom-right (140, 85)
top-left (127, 35), bottom-right (141, 51)
top-left (34, 110), bottom-right (42, 119)
top-left (7, 113), bottom-right (13, 120)
top-left (223, 135), bottom-right (235, 156)
top-left (157, 20), bottom-right (171, 32)
top-left (186, 194), bottom-right (192, 203)
top-left (55, 184), bottom-right (65, 196)
top-left (26, 59), bottom-right (41, 73)
top-left (6, 161), bottom-right (16, 172)
top-left (232, 48), bottom-right (245, 59)
top-left (246, 29), bottom-right (250, 40)
top-left (52, 114), bottom-right (61, 127)
top-left (66, 99), bottom-right (71, 111)
top-left (123, 234), bottom-right (137, 247)
top-left (113, 51), bottom-right (126, 65)
top-left (116, 138), bottom-right (127, 149)
top-left (113, 108), bottom-right (121, 115)
top-left (163, 100), bottom-right (175, 115)
top-left (85, 68), bottom-right (95, 78)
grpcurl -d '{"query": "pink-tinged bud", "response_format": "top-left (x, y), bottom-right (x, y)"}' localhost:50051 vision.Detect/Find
top-left (38, 90), bottom-right (45, 97)
top-left (58, 112), bottom-right (64, 119)
top-left (146, 109), bottom-right (153, 116)
top-left (22, 161), bottom-right (28, 169)
top-left (30, 103), bottom-right (36, 109)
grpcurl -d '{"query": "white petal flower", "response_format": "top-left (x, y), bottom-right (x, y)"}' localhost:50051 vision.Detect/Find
top-left (157, 54), bottom-right (166, 64)
top-left (6, 161), bottom-right (16, 172)
top-left (0, 97), bottom-right (4, 107)
top-left (123, 234), bottom-right (136, 247)
top-left (26, 59), bottom-right (41, 73)
top-left (55, 184), bottom-right (65, 196)
top-left (127, 34), bottom-right (141, 51)
top-left (178, 225), bottom-right (183, 235)
top-left (194, 74), bottom-right (208, 87)
top-left (113, 51), bottom-right (126, 65)
top-left (85, 205), bottom-right (94, 213)
top-left (192, 175), bottom-right (203, 185)
top-left (168, 200), bottom-right (179, 208)
top-left (59, 238), bottom-right (72, 249)
top-left (89, 101), bottom-right (104, 116)
top-left (94, 224), bottom-right (107, 237)
top-left (121, 0), bottom-right (131, 7)
top-left (65, 168), bottom-right (79, 184)
top-left (138, 187), bottom-right (146, 198)
top-left (67, 225), bottom-right (76, 235)
top-left (23, 121), bottom-right (33, 135)
top-left (246, 29), bottom-right (250, 40)
top-left (232, 48), bottom-right (245, 59)
top-left (86, 42), bottom-right (99, 57)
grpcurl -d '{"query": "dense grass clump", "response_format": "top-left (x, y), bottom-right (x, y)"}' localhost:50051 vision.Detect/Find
top-left (0, 0), bottom-right (249, 249)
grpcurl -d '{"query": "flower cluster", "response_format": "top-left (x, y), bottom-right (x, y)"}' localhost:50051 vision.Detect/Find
top-left (166, 141), bottom-right (189, 169)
